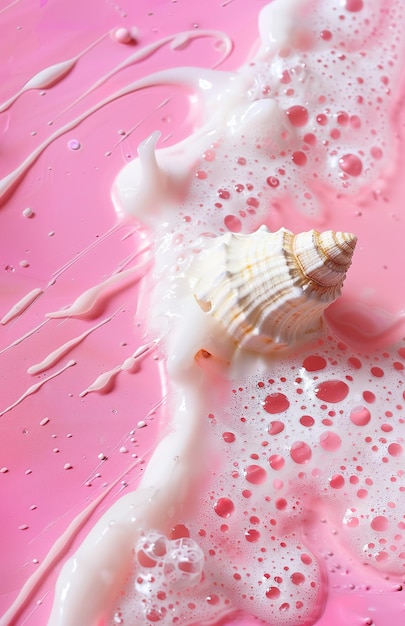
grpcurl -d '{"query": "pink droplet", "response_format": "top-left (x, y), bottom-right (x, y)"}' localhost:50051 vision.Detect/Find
top-left (266, 587), bottom-right (280, 599)
top-left (291, 151), bottom-right (307, 166)
top-left (263, 393), bottom-right (290, 414)
top-left (245, 528), bottom-right (261, 543)
top-left (170, 524), bottom-right (190, 539)
top-left (371, 515), bottom-right (389, 532)
top-left (371, 146), bottom-right (383, 160)
top-left (217, 188), bottom-right (230, 199)
top-left (286, 105), bottom-right (309, 127)
top-left (222, 431), bottom-right (235, 443)
top-left (266, 176), bottom-right (280, 188)
top-left (244, 464), bottom-right (267, 484)
top-left (320, 30), bottom-right (332, 41)
top-left (268, 420), bottom-right (285, 435)
top-left (338, 153), bottom-right (363, 177)
top-left (290, 441), bottom-right (312, 464)
top-left (214, 497), bottom-right (235, 518)
top-left (345, 0), bottom-right (363, 11)
top-left (203, 149), bottom-right (216, 162)
top-left (337, 111), bottom-right (349, 126)
top-left (346, 516), bottom-right (359, 528)
top-left (388, 443), bottom-right (403, 457)
top-left (268, 454), bottom-right (285, 470)
top-left (320, 431), bottom-right (342, 451)
top-left (349, 115), bottom-right (361, 129)
top-left (303, 355), bottom-right (327, 371)
top-left (363, 390), bottom-right (376, 403)
top-left (301, 553), bottom-right (313, 565)
top-left (348, 356), bottom-right (362, 369)
top-left (291, 572), bottom-right (305, 585)
top-left (329, 474), bottom-right (345, 489)
top-left (304, 133), bottom-right (316, 145)
top-left (350, 406), bottom-right (371, 426)
top-left (371, 366), bottom-right (384, 378)
top-left (315, 380), bottom-right (349, 403)
top-left (275, 497), bottom-right (287, 510)
top-left (224, 214), bottom-right (242, 232)
top-left (316, 113), bottom-right (328, 126)
top-left (300, 415), bottom-right (315, 427)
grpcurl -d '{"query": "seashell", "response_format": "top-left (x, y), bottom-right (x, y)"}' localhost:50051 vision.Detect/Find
top-left (190, 226), bottom-right (357, 353)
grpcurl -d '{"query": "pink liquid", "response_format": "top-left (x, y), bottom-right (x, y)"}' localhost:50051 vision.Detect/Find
top-left (0, 0), bottom-right (405, 624)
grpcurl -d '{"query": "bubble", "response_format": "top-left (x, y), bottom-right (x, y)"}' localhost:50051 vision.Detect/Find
top-left (67, 139), bottom-right (81, 151)
top-left (217, 188), bottom-right (230, 199)
top-left (145, 606), bottom-right (167, 622)
top-left (363, 390), bottom-right (376, 403)
top-left (245, 528), bottom-right (261, 542)
top-left (290, 441), bottom-right (312, 464)
top-left (214, 497), bottom-right (235, 518)
top-left (338, 153), bottom-right (363, 176)
top-left (320, 29), bottom-right (332, 41)
top-left (275, 498), bottom-right (287, 510)
top-left (315, 380), bottom-right (349, 402)
top-left (169, 524), bottom-right (190, 540)
top-left (113, 27), bottom-right (134, 44)
top-left (388, 443), bottom-right (403, 457)
top-left (350, 406), bottom-right (371, 426)
top-left (344, 0), bottom-right (363, 11)
top-left (303, 355), bottom-right (327, 371)
top-left (163, 537), bottom-right (204, 589)
top-left (263, 393), bottom-right (290, 414)
top-left (203, 149), bottom-right (216, 161)
top-left (266, 175), bottom-right (280, 187)
top-left (370, 516), bottom-right (389, 532)
top-left (266, 586), bottom-right (281, 599)
top-left (301, 553), bottom-right (313, 565)
top-left (224, 214), bottom-right (242, 232)
top-left (206, 594), bottom-right (220, 605)
top-left (329, 474), bottom-right (345, 489)
top-left (268, 454), bottom-right (285, 470)
top-left (300, 415), bottom-right (315, 427)
top-left (319, 431), bottom-right (342, 451)
top-left (244, 464), bottom-right (267, 484)
top-left (136, 532), bottom-right (168, 568)
top-left (285, 105), bottom-right (309, 127)
top-left (268, 420), bottom-right (285, 435)
top-left (316, 113), bottom-right (328, 125)
top-left (291, 151), bottom-right (307, 166)
top-left (291, 572), bottom-right (305, 585)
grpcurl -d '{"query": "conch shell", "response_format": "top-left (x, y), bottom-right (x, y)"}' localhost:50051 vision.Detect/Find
top-left (190, 226), bottom-right (356, 353)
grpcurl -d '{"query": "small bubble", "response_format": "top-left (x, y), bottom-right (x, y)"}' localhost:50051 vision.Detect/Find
top-left (338, 153), bottom-right (363, 177)
top-left (113, 27), bottom-right (134, 44)
top-left (67, 139), bottom-right (81, 151)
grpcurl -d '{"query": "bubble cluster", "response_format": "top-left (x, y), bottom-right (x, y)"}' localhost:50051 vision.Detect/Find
top-left (163, 0), bottom-right (405, 242)
top-left (117, 334), bottom-right (404, 624)
top-left (115, 531), bottom-right (209, 623)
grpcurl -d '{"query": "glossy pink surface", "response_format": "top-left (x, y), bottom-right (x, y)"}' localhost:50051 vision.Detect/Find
top-left (1, 0), bottom-right (405, 624)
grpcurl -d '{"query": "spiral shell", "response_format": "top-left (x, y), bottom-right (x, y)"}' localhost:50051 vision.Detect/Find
top-left (190, 226), bottom-right (356, 353)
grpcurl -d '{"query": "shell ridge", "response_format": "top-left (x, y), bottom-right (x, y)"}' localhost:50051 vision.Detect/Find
top-left (191, 225), bottom-right (356, 353)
